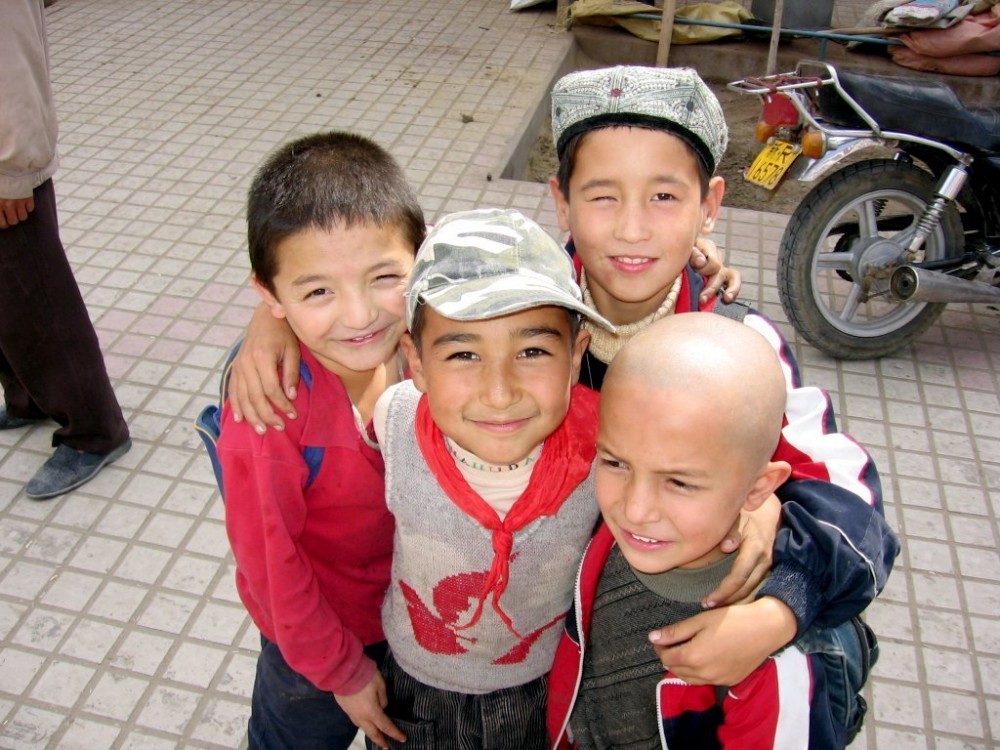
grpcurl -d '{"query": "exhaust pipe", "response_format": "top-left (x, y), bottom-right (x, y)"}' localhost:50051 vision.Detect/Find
top-left (890, 266), bottom-right (1000, 304)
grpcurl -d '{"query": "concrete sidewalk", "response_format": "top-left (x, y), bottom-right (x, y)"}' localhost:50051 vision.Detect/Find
top-left (0, 1), bottom-right (997, 748)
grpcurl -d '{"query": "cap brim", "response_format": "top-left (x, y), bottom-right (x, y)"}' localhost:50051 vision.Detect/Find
top-left (418, 275), bottom-right (615, 332)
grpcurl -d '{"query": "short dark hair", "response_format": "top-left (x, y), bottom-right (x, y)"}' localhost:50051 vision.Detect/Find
top-left (409, 302), bottom-right (583, 355)
top-left (555, 126), bottom-right (711, 202)
top-left (248, 131), bottom-right (426, 291)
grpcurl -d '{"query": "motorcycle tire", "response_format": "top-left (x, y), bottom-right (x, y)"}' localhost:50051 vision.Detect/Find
top-left (778, 159), bottom-right (963, 360)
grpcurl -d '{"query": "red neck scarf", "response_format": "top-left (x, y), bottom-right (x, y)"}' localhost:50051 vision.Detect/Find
top-left (415, 384), bottom-right (599, 637)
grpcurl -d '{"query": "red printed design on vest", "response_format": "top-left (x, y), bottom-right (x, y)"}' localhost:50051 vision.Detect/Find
top-left (399, 569), bottom-right (564, 664)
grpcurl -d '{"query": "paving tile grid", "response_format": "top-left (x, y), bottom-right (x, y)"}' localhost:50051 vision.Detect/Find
top-left (0, 1), bottom-right (997, 748)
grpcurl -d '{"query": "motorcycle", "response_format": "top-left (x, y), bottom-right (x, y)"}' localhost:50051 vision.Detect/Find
top-left (728, 61), bottom-right (1000, 359)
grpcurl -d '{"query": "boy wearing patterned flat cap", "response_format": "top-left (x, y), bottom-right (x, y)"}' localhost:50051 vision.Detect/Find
top-left (545, 64), bottom-right (897, 728)
top-left (370, 207), bottom-right (612, 749)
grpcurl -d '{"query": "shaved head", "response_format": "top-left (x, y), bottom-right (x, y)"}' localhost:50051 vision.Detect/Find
top-left (603, 313), bottom-right (786, 471)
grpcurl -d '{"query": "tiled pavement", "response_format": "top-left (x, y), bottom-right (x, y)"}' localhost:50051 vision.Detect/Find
top-left (0, 1), bottom-right (997, 748)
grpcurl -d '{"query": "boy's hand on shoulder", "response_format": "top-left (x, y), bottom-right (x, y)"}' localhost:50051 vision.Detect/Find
top-left (690, 237), bottom-right (741, 305)
top-left (228, 303), bottom-right (301, 434)
top-left (334, 671), bottom-right (406, 748)
top-left (703, 493), bottom-right (781, 607)
top-left (648, 597), bottom-right (797, 686)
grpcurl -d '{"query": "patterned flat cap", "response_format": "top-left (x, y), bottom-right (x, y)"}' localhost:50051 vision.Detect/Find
top-left (406, 208), bottom-right (614, 331)
top-left (551, 65), bottom-right (728, 173)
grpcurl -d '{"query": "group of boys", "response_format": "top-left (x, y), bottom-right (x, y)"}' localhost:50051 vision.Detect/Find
top-left (216, 64), bottom-right (899, 750)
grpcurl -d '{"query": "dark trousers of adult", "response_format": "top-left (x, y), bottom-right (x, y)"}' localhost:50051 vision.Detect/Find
top-left (0, 179), bottom-right (128, 454)
top-left (249, 635), bottom-right (389, 750)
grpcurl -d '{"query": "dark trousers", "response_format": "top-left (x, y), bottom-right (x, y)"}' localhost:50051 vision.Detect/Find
top-left (369, 651), bottom-right (549, 750)
top-left (249, 635), bottom-right (388, 750)
top-left (0, 179), bottom-right (128, 454)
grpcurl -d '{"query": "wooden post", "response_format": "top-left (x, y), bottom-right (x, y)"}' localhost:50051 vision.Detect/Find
top-left (765, 0), bottom-right (785, 75)
top-left (655, 0), bottom-right (677, 67)
top-left (556, 0), bottom-right (570, 27)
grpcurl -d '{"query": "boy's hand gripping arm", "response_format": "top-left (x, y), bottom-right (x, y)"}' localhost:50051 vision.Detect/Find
top-left (335, 672), bottom-right (406, 749)
top-left (690, 237), bottom-right (741, 304)
top-left (705, 493), bottom-right (782, 607)
top-left (650, 597), bottom-right (797, 686)
top-left (227, 302), bottom-right (301, 432)
top-left (739, 312), bottom-right (898, 632)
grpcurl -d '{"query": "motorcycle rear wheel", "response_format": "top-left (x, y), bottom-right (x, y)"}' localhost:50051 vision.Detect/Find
top-left (778, 159), bottom-right (963, 359)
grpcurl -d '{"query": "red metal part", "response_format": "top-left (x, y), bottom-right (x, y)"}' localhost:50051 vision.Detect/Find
top-left (761, 93), bottom-right (800, 127)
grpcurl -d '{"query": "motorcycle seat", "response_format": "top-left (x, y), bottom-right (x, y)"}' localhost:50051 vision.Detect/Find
top-left (819, 70), bottom-right (1000, 154)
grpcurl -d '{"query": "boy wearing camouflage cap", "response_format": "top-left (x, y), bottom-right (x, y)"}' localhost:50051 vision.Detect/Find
top-left (369, 208), bottom-right (611, 749)
top-left (546, 65), bottom-right (896, 702)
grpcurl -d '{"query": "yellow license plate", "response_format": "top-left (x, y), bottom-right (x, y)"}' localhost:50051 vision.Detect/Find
top-left (744, 140), bottom-right (802, 190)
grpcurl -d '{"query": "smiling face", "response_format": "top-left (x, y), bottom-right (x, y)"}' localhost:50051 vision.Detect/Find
top-left (595, 374), bottom-right (767, 573)
top-left (595, 370), bottom-right (788, 573)
top-left (253, 222), bottom-right (414, 396)
top-left (550, 126), bottom-right (724, 326)
top-left (402, 305), bottom-right (589, 466)
top-left (595, 313), bottom-right (791, 574)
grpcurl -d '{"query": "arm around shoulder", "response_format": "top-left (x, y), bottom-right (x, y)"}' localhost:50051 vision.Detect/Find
top-left (741, 311), bottom-right (900, 632)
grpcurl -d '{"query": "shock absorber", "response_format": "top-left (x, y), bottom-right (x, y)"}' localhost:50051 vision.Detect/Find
top-left (906, 158), bottom-right (971, 260)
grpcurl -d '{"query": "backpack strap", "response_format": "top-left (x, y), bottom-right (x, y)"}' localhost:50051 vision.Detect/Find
top-left (194, 340), bottom-right (324, 498)
top-left (294, 361), bottom-right (324, 489)
top-left (711, 299), bottom-right (751, 323)
top-left (193, 340), bottom-right (245, 495)
top-left (714, 684), bottom-right (730, 706)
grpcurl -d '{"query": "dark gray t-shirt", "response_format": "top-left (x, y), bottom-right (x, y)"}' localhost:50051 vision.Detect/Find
top-left (571, 547), bottom-right (735, 749)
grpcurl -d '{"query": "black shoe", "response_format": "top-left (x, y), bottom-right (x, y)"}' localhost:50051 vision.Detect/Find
top-left (0, 409), bottom-right (44, 430)
top-left (25, 439), bottom-right (132, 500)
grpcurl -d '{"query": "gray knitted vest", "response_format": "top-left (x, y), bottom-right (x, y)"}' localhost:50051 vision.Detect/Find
top-left (381, 382), bottom-right (601, 694)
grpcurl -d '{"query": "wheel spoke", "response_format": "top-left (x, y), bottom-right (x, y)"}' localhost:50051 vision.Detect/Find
top-left (855, 200), bottom-right (880, 238)
top-left (837, 284), bottom-right (863, 322)
top-left (816, 252), bottom-right (854, 271)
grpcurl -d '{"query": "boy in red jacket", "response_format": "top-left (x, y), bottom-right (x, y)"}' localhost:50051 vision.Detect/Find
top-left (218, 131), bottom-right (424, 750)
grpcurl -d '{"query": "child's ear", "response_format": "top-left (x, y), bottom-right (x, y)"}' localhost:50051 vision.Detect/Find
top-left (549, 176), bottom-right (571, 234)
top-left (399, 333), bottom-right (428, 393)
top-left (251, 274), bottom-right (287, 320)
top-left (700, 175), bottom-right (726, 235)
top-left (743, 460), bottom-right (792, 513)
top-left (570, 327), bottom-right (590, 385)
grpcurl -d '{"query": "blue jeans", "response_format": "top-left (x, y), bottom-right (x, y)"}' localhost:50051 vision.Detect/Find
top-left (796, 616), bottom-right (878, 742)
top-left (248, 635), bottom-right (388, 750)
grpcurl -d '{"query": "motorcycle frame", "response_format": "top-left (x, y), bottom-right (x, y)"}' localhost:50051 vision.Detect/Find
top-left (729, 62), bottom-right (1000, 353)
top-left (732, 61), bottom-right (1000, 255)
top-left (731, 61), bottom-right (971, 182)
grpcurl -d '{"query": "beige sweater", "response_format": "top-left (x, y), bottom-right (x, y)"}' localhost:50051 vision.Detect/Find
top-left (0, 0), bottom-right (60, 199)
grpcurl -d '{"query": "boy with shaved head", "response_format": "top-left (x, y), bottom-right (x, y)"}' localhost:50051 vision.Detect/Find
top-left (548, 313), bottom-right (847, 749)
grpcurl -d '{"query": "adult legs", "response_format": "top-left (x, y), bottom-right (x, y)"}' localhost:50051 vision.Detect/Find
top-left (0, 179), bottom-right (128, 455)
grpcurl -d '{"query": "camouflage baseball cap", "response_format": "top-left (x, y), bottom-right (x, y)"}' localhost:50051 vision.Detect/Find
top-left (405, 208), bottom-right (614, 331)
top-left (551, 65), bottom-right (728, 173)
